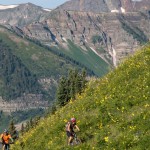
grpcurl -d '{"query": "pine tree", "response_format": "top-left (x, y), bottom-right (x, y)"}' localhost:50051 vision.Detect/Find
top-left (9, 120), bottom-right (18, 140)
top-left (56, 77), bottom-right (69, 106)
top-left (81, 69), bottom-right (87, 90)
top-left (30, 118), bottom-right (34, 128)
top-left (25, 121), bottom-right (30, 132)
top-left (56, 69), bottom-right (87, 107)
top-left (20, 123), bottom-right (25, 136)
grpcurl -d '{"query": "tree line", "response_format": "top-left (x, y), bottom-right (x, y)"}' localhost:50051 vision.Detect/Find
top-left (0, 39), bottom-right (41, 100)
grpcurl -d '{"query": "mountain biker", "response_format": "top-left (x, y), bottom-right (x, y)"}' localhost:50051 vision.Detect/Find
top-left (0, 129), bottom-right (14, 150)
top-left (66, 118), bottom-right (80, 145)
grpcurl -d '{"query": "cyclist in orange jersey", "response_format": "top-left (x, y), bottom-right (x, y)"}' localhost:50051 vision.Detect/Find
top-left (0, 129), bottom-right (13, 150)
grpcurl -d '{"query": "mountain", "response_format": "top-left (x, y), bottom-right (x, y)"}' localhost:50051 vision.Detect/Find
top-left (22, 7), bottom-right (149, 68)
top-left (0, 25), bottom-right (92, 111)
top-left (0, 1), bottom-right (149, 75)
top-left (57, 0), bottom-right (150, 13)
top-left (0, 3), bottom-right (50, 27)
top-left (12, 43), bottom-right (150, 150)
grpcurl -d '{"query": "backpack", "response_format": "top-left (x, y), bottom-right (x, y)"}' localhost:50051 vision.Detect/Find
top-left (65, 121), bottom-right (70, 131)
top-left (65, 121), bottom-right (76, 131)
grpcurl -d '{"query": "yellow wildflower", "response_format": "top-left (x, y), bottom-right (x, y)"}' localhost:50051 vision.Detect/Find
top-left (104, 136), bottom-right (109, 142)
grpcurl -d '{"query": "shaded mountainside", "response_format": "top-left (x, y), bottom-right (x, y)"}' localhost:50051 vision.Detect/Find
top-left (0, 26), bottom-right (92, 108)
top-left (0, 39), bottom-right (40, 100)
top-left (12, 43), bottom-right (150, 150)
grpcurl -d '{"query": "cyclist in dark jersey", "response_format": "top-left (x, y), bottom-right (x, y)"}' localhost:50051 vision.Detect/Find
top-left (66, 118), bottom-right (80, 145)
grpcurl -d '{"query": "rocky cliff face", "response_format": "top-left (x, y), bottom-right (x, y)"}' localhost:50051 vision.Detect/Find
top-left (22, 9), bottom-right (149, 66)
top-left (57, 0), bottom-right (150, 13)
top-left (0, 95), bottom-right (48, 113)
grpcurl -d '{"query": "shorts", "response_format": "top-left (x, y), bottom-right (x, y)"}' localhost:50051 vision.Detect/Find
top-left (66, 131), bottom-right (74, 137)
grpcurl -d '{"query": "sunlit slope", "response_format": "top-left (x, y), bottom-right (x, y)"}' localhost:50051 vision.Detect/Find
top-left (0, 27), bottom-right (79, 78)
top-left (61, 40), bottom-right (110, 76)
top-left (13, 44), bottom-right (150, 150)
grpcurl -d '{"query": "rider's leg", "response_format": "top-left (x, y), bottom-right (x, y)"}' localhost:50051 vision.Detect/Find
top-left (2, 144), bottom-right (5, 150)
top-left (68, 136), bottom-right (73, 145)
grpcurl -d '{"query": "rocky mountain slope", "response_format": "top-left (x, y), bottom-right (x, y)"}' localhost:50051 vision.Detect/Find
top-left (22, 9), bottom-right (149, 67)
top-left (0, 3), bottom-right (50, 27)
top-left (0, 1), bottom-right (149, 72)
top-left (57, 0), bottom-right (150, 13)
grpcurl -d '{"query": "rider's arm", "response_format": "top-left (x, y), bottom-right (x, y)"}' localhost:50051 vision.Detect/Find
top-left (8, 135), bottom-right (14, 143)
top-left (75, 125), bottom-right (80, 131)
top-left (67, 123), bottom-right (71, 132)
top-left (10, 137), bottom-right (14, 143)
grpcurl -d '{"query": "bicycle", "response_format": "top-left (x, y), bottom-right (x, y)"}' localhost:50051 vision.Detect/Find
top-left (71, 132), bottom-right (82, 145)
top-left (3, 144), bottom-right (10, 150)
top-left (0, 142), bottom-right (13, 150)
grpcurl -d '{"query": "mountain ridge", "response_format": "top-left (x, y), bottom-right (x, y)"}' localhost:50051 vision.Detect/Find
top-left (57, 0), bottom-right (150, 13)
top-left (0, 3), bottom-right (50, 27)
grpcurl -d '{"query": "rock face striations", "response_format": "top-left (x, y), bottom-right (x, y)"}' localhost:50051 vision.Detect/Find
top-left (57, 0), bottom-right (150, 13)
top-left (22, 10), bottom-right (150, 66)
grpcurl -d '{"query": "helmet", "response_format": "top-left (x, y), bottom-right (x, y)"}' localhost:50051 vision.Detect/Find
top-left (4, 129), bottom-right (8, 134)
top-left (71, 118), bottom-right (76, 123)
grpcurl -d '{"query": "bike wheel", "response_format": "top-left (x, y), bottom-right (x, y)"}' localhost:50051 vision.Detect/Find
top-left (76, 138), bottom-right (82, 145)
top-left (72, 137), bottom-right (82, 145)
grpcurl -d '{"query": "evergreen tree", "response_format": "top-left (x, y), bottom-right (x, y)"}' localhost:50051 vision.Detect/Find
top-left (56, 77), bottom-right (68, 106)
top-left (20, 123), bottom-right (25, 136)
top-left (25, 121), bottom-right (30, 132)
top-left (30, 118), bottom-right (34, 128)
top-left (81, 69), bottom-right (87, 90)
top-left (9, 120), bottom-right (18, 140)
top-left (33, 116), bottom-right (41, 126)
top-left (56, 69), bottom-right (87, 107)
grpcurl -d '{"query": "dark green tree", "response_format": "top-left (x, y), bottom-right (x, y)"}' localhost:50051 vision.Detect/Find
top-left (56, 77), bottom-right (69, 106)
top-left (25, 121), bottom-right (30, 132)
top-left (20, 123), bottom-right (25, 136)
top-left (9, 120), bottom-right (18, 140)
top-left (56, 69), bottom-right (87, 107)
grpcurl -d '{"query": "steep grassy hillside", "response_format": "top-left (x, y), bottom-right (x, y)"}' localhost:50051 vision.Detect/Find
top-left (65, 40), bottom-right (109, 76)
top-left (13, 43), bottom-right (150, 150)
top-left (51, 39), bottom-right (109, 77)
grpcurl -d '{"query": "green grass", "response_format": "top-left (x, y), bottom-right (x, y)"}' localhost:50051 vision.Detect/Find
top-left (60, 39), bottom-right (109, 76)
top-left (12, 44), bottom-right (150, 150)
top-left (0, 27), bottom-right (80, 78)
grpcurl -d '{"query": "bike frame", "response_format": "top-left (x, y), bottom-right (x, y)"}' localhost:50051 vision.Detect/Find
top-left (72, 132), bottom-right (81, 145)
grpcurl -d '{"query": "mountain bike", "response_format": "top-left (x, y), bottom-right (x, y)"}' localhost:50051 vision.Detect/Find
top-left (71, 132), bottom-right (82, 145)
top-left (0, 142), bottom-right (13, 150)
top-left (3, 144), bottom-right (10, 150)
